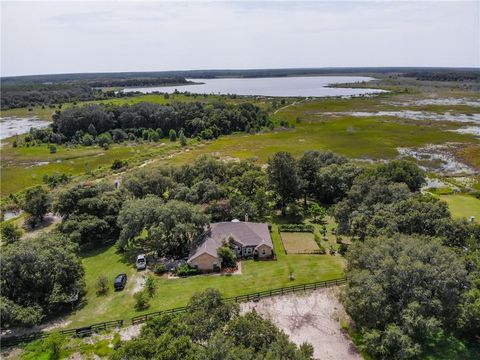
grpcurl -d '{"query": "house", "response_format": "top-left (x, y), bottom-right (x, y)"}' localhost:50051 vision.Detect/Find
top-left (187, 221), bottom-right (273, 271)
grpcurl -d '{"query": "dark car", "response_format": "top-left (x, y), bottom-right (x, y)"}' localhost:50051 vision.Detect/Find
top-left (114, 273), bottom-right (127, 290)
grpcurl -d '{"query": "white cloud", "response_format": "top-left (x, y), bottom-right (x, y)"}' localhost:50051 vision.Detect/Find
top-left (1, 0), bottom-right (479, 76)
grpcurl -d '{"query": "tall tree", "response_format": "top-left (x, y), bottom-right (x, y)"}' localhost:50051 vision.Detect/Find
top-left (267, 152), bottom-right (300, 215)
top-left (23, 185), bottom-right (49, 226)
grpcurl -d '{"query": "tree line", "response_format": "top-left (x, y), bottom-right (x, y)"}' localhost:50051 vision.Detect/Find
top-left (0, 77), bottom-right (189, 109)
top-left (23, 101), bottom-right (269, 145)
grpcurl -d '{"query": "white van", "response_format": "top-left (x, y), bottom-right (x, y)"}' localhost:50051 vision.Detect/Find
top-left (136, 254), bottom-right (147, 270)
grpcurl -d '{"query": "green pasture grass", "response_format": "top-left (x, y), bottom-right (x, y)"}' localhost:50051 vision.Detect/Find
top-left (1, 140), bottom-right (181, 196)
top-left (440, 194), bottom-right (480, 221)
top-left (158, 116), bottom-right (476, 166)
top-left (280, 232), bottom-right (319, 253)
top-left (65, 224), bottom-right (345, 328)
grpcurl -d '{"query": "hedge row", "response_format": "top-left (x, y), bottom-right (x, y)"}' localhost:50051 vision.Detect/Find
top-left (278, 224), bottom-right (314, 233)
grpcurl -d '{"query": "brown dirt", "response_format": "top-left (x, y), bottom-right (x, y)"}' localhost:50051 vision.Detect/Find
top-left (240, 287), bottom-right (362, 360)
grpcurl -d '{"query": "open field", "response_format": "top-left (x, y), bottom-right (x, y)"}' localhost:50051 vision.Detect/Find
top-left (64, 224), bottom-right (345, 328)
top-left (440, 194), bottom-right (480, 221)
top-left (1, 140), bottom-right (183, 196)
top-left (280, 232), bottom-right (319, 253)
top-left (155, 115), bottom-right (476, 165)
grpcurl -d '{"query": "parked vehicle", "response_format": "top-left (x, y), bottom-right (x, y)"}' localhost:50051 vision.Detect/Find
top-left (114, 273), bottom-right (127, 290)
top-left (136, 254), bottom-right (147, 270)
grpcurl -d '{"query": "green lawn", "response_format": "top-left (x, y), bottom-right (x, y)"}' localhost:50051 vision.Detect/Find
top-left (66, 224), bottom-right (345, 328)
top-left (440, 194), bottom-right (480, 221)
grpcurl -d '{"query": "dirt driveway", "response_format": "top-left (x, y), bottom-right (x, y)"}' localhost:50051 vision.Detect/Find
top-left (240, 287), bottom-right (362, 360)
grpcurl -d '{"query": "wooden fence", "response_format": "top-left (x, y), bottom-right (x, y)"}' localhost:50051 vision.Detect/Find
top-left (2, 277), bottom-right (346, 348)
top-left (131, 277), bottom-right (346, 325)
top-left (1, 320), bottom-right (124, 348)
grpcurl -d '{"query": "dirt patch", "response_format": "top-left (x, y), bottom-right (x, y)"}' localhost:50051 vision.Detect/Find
top-left (240, 287), bottom-right (361, 360)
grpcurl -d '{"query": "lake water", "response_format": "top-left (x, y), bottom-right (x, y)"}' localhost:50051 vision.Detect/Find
top-left (0, 116), bottom-right (50, 141)
top-left (123, 76), bottom-right (386, 97)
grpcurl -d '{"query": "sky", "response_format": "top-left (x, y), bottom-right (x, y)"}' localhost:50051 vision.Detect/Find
top-left (1, 0), bottom-right (479, 77)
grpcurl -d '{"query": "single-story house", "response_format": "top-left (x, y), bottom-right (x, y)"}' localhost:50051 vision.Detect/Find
top-left (187, 221), bottom-right (273, 271)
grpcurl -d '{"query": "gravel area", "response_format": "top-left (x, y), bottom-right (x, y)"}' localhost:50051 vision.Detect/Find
top-left (240, 287), bottom-right (362, 360)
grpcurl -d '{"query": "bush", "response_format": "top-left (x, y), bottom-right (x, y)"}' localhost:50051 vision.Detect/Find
top-left (217, 245), bottom-right (237, 268)
top-left (176, 264), bottom-right (198, 277)
top-left (112, 333), bottom-right (122, 350)
top-left (145, 275), bottom-right (156, 297)
top-left (96, 275), bottom-right (109, 295)
top-left (111, 159), bottom-right (127, 170)
top-left (338, 243), bottom-right (348, 256)
top-left (48, 145), bottom-right (57, 154)
top-left (329, 245), bottom-right (336, 255)
top-left (278, 224), bottom-right (314, 232)
top-left (179, 131), bottom-right (187, 146)
top-left (154, 263), bottom-right (167, 275)
top-left (169, 129), bottom-right (177, 142)
top-left (134, 291), bottom-right (150, 311)
top-left (0, 222), bottom-right (22, 244)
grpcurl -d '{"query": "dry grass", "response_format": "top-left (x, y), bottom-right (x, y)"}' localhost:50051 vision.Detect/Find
top-left (280, 232), bottom-right (319, 253)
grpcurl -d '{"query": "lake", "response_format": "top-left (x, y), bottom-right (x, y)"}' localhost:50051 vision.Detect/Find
top-left (122, 76), bottom-right (386, 97)
top-left (0, 116), bottom-right (50, 141)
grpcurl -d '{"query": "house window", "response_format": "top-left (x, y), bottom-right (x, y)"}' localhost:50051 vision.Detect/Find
top-left (262, 250), bottom-right (266, 255)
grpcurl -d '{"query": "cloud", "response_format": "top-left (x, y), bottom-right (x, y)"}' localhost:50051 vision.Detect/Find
top-left (1, 0), bottom-right (479, 76)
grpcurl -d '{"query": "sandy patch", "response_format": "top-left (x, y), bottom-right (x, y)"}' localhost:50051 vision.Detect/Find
top-left (240, 287), bottom-right (361, 360)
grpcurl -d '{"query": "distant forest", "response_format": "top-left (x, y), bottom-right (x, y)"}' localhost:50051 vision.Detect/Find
top-left (0, 77), bottom-right (190, 110)
top-left (1, 67), bottom-right (478, 109)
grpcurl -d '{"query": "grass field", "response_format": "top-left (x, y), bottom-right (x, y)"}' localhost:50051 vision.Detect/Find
top-left (1, 140), bottom-right (184, 196)
top-left (65, 224), bottom-right (345, 328)
top-left (280, 232), bottom-right (319, 253)
top-left (440, 194), bottom-right (480, 221)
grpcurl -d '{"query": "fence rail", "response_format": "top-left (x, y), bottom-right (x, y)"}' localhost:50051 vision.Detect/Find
top-left (2, 277), bottom-right (346, 348)
top-left (131, 277), bottom-right (346, 325)
top-left (1, 320), bottom-right (124, 348)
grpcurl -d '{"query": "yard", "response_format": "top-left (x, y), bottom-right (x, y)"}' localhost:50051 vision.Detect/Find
top-left (440, 194), bottom-right (480, 221)
top-left (64, 224), bottom-right (345, 328)
top-left (280, 231), bottom-right (320, 254)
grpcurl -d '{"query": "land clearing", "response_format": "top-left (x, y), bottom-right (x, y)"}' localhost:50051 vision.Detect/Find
top-left (241, 287), bottom-right (361, 360)
top-left (280, 232), bottom-right (320, 254)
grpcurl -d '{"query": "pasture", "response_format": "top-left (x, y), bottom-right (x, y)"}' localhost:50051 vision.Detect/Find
top-left (280, 232), bottom-right (320, 254)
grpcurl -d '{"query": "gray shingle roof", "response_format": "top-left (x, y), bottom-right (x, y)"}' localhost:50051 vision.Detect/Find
top-left (188, 222), bottom-right (272, 262)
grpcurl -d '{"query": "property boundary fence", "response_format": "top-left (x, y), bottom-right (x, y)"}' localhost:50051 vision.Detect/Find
top-left (131, 277), bottom-right (346, 325)
top-left (1, 277), bottom-right (346, 348)
top-left (1, 320), bottom-right (124, 348)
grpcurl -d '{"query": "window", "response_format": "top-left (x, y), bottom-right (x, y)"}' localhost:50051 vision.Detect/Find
top-left (262, 250), bottom-right (266, 255)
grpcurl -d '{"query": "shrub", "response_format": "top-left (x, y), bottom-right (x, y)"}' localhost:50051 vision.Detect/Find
top-left (145, 275), bottom-right (156, 297)
top-left (96, 275), bottom-right (109, 295)
top-left (176, 264), bottom-right (198, 277)
top-left (154, 263), bottom-right (167, 275)
top-left (48, 145), bottom-right (57, 154)
top-left (329, 245), bottom-right (336, 255)
top-left (111, 159), bottom-right (127, 170)
top-left (278, 224), bottom-right (314, 232)
top-left (134, 291), bottom-right (150, 311)
top-left (0, 222), bottom-right (22, 244)
top-left (169, 129), bottom-right (177, 142)
top-left (112, 333), bottom-right (122, 350)
top-left (179, 131), bottom-right (187, 147)
top-left (217, 245), bottom-right (237, 268)
top-left (338, 243), bottom-right (348, 256)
